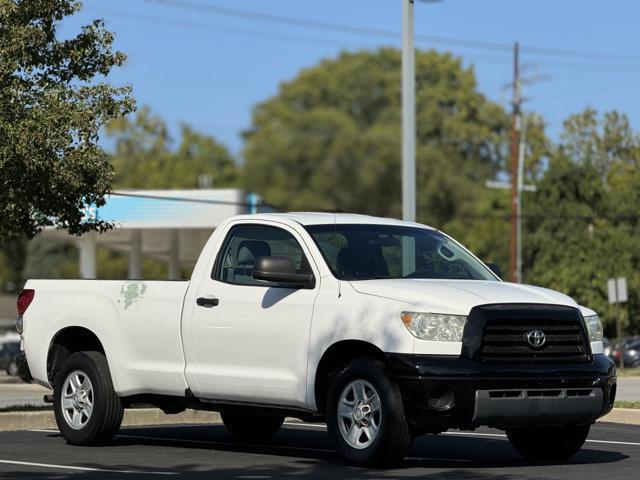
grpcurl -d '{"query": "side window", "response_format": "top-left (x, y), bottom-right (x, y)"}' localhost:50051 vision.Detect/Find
top-left (213, 224), bottom-right (312, 287)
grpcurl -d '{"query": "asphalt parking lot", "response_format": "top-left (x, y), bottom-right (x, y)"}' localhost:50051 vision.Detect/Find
top-left (0, 421), bottom-right (638, 479)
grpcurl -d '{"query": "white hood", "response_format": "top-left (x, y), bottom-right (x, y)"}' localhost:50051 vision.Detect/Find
top-left (349, 279), bottom-right (579, 316)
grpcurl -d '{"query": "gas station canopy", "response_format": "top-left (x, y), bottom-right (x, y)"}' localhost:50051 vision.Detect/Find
top-left (42, 189), bottom-right (262, 280)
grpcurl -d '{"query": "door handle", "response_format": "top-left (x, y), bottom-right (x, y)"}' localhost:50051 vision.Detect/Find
top-left (196, 297), bottom-right (219, 308)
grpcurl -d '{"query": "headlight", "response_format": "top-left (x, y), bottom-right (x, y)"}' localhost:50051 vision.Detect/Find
top-left (401, 312), bottom-right (467, 342)
top-left (584, 314), bottom-right (603, 342)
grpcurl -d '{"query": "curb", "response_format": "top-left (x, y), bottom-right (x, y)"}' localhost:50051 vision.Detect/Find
top-left (598, 408), bottom-right (640, 425)
top-left (0, 407), bottom-right (639, 432)
top-left (0, 408), bottom-right (221, 432)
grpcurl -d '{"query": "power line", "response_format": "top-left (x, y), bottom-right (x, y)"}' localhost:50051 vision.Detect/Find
top-left (109, 191), bottom-right (280, 210)
top-left (521, 44), bottom-right (640, 64)
top-left (86, 6), bottom-right (640, 75)
top-left (145, 0), bottom-right (640, 65)
top-left (521, 60), bottom-right (640, 74)
top-left (424, 211), bottom-right (640, 222)
top-left (85, 8), bottom-right (372, 49)
top-left (87, 6), bottom-right (513, 67)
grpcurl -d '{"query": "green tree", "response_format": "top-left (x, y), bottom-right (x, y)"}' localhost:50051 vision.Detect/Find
top-left (107, 107), bottom-right (237, 189)
top-left (242, 48), bottom-right (510, 230)
top-left (22, 238), bottom-right (168, 282)
top-left (0, 0), bottom-right (134, 238)
top-left (560, 109), bottom-right (639, 183)
top-left (0, 235), bottom-right (26, 291)
top-left (525, 157), bottom-right (611, 313)
top-left (525, 110), bottom-right (640, 335)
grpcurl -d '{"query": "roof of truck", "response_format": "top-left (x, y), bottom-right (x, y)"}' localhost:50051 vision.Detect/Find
top-left (232, 212), bottom-right (435, 229)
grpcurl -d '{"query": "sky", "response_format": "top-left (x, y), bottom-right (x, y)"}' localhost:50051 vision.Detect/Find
top-left (60, 0), bottom-right (640, 156)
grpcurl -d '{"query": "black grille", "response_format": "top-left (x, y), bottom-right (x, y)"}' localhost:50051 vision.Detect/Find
top-left (480, 318), bottom-right (589, 363)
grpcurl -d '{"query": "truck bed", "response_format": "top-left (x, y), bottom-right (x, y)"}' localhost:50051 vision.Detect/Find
top-left (23, 279), bottom-right (191, 396)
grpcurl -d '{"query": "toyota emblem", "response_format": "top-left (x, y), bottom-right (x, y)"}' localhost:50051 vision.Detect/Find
top-left (526, 330), bottom-right (546, 348)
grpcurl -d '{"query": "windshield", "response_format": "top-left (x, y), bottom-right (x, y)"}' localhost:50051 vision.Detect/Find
top-left (305, 224), bottom-right (497, 281)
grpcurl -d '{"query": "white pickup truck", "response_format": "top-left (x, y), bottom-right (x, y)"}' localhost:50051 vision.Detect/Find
top-left (16, 213), bottom-right (616, 466)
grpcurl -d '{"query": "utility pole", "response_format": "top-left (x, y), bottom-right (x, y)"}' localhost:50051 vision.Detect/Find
top-left (509, 42), bottom-right (521, 283)
top-left (516, 119), bottom-right (527, 283)
top-left (488, 43), bottom-right (539, 282)
top-left (402, 0), bottom-right (416, 222)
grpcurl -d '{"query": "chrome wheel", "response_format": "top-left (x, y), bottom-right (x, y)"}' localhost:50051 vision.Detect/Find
top-left (337, 379), bottom-right (382, 449)
top-left (61, 370), bottom-right (94, 430)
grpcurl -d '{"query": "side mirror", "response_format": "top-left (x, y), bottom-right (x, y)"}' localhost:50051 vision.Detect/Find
top-left (486, 263), bottom-right (502, 279)
top-left (253, 256), bottom-right (315, 288)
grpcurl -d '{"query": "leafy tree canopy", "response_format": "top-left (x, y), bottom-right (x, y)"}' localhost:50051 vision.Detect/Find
top-left (107, 107), bottom-right (237, 189)
top-left (0, 0), bottom-right (134, 238)
top-left (560, 108), bottom-right (639, 182)
top-left (525, 109), bottom-right (640, 334)
top-left (242, 48), bottom-right (510, 228)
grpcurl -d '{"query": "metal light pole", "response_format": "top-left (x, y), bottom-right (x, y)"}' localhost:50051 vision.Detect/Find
top-left (402, 0), bottom-right (416, 222)
top-left (509, 42), bottom-right (521, 283)
top-left (516, 119), bottom-right (528, 283)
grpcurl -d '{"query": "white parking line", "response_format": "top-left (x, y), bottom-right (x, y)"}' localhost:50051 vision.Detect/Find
top-left (0, 459), bottom-right (178, 475)
top-left (586, 439), bottom-right (640, 447)
top-left (443, 431), bottom-right (640, 447)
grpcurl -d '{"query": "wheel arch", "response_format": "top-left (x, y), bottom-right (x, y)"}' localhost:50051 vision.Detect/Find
top-left (47, 326), bottom-right (107, 386)
top-left (313, 340), bottom-right (390, 414)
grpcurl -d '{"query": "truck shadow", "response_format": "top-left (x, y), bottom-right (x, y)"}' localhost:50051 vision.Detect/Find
top-left (261, 287), bottom-right (298, 308)
top-left (117, 424), bottom-right (628, 467)
top-left (28, 424), bottom-right (627, 480)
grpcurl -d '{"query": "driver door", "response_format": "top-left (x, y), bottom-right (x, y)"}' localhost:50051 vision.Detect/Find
top-left (186, 222), bottom-right (319, 407)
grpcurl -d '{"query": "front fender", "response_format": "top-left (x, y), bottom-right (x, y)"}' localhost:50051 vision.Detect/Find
top-left (306, 280), bottom-right (416, 410)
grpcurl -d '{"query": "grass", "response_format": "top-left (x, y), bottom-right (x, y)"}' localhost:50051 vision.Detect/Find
top-left (0, 403), bottom-right (158, 413)
top-left (614, 400), bottom-right (640, 409)
top-left (617, 368), bottom-right (640, 377)
top-left (0, 404), bottom-right (52, 413)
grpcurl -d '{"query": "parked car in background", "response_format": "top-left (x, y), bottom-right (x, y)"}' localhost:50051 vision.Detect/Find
top-left (0, 341), bottom-right (20, 376)
top-left (603, 337), bottom-right (611, 357)
top-left (611, 338), bottom-right (640, 368)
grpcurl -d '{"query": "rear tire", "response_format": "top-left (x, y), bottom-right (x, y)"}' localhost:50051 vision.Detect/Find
top-left (53, 351), bottom-right (124, 445)
top-left (507, 424), bottom-right (590, 461)
top-left (221, 412), bottom-right (284, 441)
top-left (326, 358), bottom-right (413, 467)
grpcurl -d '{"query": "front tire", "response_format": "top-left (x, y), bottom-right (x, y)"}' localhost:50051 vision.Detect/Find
top-left (53, 351), bottom-right (124, 445)
top-left (507, 424), bottom-right (590, 461)
top-left (221, 412), bottom-right (284, 441)
top-left (326, 358), bottom-right (413, 467)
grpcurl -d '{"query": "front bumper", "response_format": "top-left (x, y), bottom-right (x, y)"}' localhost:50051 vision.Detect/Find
top-left (388, 353), bottom-right (616, 431)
